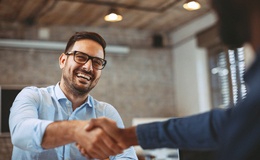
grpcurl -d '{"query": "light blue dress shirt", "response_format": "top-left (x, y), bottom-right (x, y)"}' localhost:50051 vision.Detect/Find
top-left (9, 83), bottom-right (137, 160)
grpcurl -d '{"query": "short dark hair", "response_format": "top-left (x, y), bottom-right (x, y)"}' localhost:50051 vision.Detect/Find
top-left (211, 0), bottom-right (251, 49)
top-left (65, 31), bottom-right (106, 58)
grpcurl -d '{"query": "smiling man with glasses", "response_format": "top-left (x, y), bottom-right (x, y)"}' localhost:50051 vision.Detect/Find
top-left (9, 31), bottom-right (137, 160)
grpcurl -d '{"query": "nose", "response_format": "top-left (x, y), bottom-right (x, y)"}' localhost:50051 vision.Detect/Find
top-left (82, 59), bottom-right (93, 71)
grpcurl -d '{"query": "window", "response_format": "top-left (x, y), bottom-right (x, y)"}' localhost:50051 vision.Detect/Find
top-left (0, 88), bottom-right (21, 133)
top-left (209, 47), bottom-right (247, 108)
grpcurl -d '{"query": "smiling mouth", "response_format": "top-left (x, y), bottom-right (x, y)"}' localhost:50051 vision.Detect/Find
top-left (77, 73), bottom-right (91, 81)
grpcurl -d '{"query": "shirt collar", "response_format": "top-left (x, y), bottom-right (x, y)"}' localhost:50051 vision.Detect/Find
top-left (55, 82), bottom-right (67, 100)
top-left (54, 82), bottom-right (94, 108)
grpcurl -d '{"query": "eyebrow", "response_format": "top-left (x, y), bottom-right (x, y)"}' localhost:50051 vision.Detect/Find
top-left (74, 51), bottom-right (105, 59)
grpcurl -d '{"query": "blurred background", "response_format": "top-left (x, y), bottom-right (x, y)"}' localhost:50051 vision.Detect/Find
top-left (0, 0), bottom-right (254, 159)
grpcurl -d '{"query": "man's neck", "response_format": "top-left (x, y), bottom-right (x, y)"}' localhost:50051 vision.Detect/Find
top-left (68, 93), bottom-right (88, 110)
top-left (59, 82), bottom-right (89, 110)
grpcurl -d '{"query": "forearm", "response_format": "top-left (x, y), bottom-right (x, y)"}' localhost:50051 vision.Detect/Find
top-left (136, 110), bottom-right (226, 150)
top-left (41, 120), bottom-right (87, 149)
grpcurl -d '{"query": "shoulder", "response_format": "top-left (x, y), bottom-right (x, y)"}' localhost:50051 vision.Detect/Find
top-left (18, 85), bottom-right (55, 101)
top-left (21, 85), bottom-right (54, 93)
top-left (89, 95), bottom-right (116, 110)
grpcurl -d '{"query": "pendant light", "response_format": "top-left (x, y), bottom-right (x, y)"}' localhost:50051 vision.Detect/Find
top-left (104, 8), bottom-right (123, 22)
top-left (183, 0), bottom-right (201, 11)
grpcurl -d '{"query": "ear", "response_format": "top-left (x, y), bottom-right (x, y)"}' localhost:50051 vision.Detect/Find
top-left (59, 53), bottom-right (67, 69)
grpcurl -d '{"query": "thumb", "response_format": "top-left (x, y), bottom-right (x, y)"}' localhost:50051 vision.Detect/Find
top-left (84, 119), bottom-right (95, 131)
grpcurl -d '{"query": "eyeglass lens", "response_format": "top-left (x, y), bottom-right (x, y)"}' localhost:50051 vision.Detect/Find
top-left (74, 51), bottom-right (106, 69)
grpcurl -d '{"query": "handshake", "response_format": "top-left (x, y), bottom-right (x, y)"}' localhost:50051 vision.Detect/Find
top-left (75, 117), bottom-right (138, 159)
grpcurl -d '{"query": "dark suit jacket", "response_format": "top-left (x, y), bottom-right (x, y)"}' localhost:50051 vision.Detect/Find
top-left (136, 51), bottom-right (260, 160)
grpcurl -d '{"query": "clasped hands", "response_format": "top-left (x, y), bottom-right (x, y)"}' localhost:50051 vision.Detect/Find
top-left (75, 117), bottom-right (136, 159)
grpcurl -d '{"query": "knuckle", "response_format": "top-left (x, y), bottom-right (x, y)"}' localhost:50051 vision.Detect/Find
top-left (89, 118), bottom-right (96, 123)
top-left (92, 137), bottom-right (99, 143)
top-left (108, 143), bottom-right (118, 149)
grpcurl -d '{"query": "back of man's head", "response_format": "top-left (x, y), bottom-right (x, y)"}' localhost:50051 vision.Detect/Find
top-left (211, 0), bottom-right (257, 49)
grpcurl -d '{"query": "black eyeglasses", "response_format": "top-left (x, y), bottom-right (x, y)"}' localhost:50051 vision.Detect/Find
top-left (65, 51), bottom-right (107, 70)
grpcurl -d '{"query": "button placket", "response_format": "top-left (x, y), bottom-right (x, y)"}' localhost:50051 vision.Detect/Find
top-left (65, 100), bottom-right (73, 118)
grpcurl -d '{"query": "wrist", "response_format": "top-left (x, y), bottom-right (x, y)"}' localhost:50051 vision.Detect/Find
top-left (120, 126), bottom-right (138, 148)
top-left (42, 120), bottom-right (85, 149)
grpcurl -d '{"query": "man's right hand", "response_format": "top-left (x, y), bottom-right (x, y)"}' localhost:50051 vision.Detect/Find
top-left (74, 121), bottom-right (124, 159)
top-left (86, 117), bottom-right (139, 149)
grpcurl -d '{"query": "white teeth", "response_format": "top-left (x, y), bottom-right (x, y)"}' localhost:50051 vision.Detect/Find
top-left (77, 73), bottom-right (91, 80)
